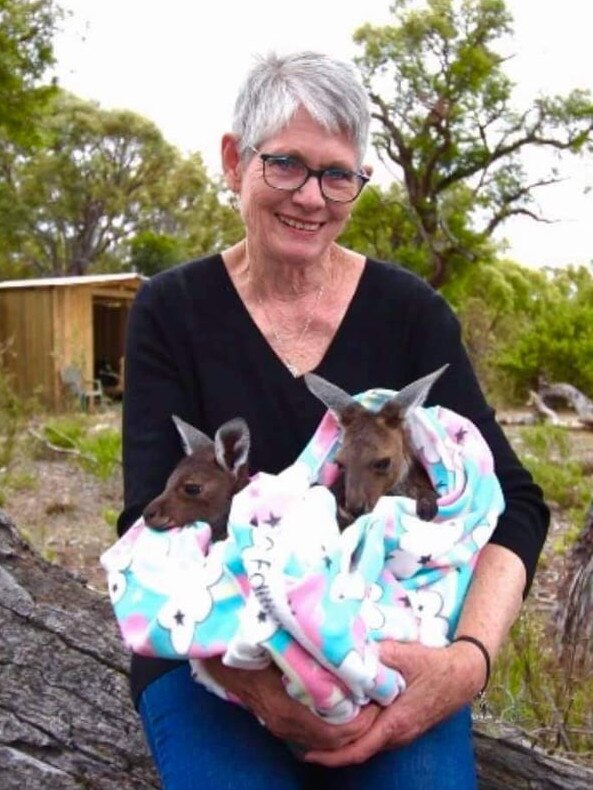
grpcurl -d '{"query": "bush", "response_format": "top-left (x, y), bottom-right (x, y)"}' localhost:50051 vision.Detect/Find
top-left (0, 342), bottom-right (30, 468)
top-left (515, 424), bottom-right (590, 526)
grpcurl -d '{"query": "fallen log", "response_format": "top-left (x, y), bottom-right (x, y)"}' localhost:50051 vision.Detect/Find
top-left (474, 723), bottom-right (593, 789)
top-left (539, 382), bottom-right (593, 429)
top-left (1, 510), bottom-right (592, 789)
top-left (0, 510), bottom-right (158, 789)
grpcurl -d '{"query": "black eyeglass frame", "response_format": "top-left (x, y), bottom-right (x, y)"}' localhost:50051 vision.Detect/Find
top-left (249, 146), bottom-right (369, 204)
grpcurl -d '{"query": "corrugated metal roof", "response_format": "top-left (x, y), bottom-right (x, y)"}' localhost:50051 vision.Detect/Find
top-left (0, 273), bottom-right (146, 289)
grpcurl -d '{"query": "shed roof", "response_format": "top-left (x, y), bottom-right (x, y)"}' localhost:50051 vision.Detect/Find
top-left (0, 273), bottom-right (146, 290)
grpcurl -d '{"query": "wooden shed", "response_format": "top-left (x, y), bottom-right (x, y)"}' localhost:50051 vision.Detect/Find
top-left (0, 273), bottom-right (145, 410)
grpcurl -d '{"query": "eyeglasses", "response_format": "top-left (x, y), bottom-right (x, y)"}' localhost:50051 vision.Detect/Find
top-left (249, 146), bottom-right (369, 203)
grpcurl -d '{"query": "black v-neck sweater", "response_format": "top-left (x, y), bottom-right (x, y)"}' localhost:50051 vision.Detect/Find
top-left (118, 254), bottom-right (549, 706)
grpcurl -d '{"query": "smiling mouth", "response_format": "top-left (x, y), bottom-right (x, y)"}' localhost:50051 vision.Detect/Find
top-left (277, 214), bottom-right (323, 232)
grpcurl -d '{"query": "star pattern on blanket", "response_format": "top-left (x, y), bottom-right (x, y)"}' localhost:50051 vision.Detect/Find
top-left (455, 427), bottom-right (468, 443)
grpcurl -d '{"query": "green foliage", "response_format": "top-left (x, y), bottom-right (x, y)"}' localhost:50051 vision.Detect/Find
top-left (0, 0), bottom-right (59, 147)
top-left (488, 610), bottom-right (593, 759)
top-left (0, 91), bottom-right (242, 277)
top-left (102, 507), bottom-right (119, 528)
top-left (77, 429), bottom-right (121, 480)
top-left (513, 424), bottom-right (591, 528)
top-left (341, 181), bottom-right (495, 280)
top-left (128, 231), bottom-right (187, 277)
top-left (497, 265), bottom-right (593, 396)
top-left (43, 415), bottom-right (86, 449)
top-left (40, 415), bottom-right (121, 480)
top-left (0, 341), bottom-right (29, 468)
top-left (353, 0), bottom-right (593, 287)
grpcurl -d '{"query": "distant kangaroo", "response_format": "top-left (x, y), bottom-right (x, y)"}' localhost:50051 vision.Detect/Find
top-left (304, 366), bottom-right (448, 528)
top-left (143, 415), bottom-right (250, 541)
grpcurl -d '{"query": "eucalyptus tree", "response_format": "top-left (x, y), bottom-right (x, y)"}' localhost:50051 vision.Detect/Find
top-left (354, 0), bottom-right (593, 287)
top-left (3, 91), bottom-right (240, 276)
top-left (0, 0), bottom-right (59, 270)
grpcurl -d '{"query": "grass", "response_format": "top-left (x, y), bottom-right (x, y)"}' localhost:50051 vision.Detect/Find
top-left (487, 611), bottom-right (593, 763)
top-left (40, 414), bottom-right (122, 480)
top-left (485, 423), bottom-right (593, 764)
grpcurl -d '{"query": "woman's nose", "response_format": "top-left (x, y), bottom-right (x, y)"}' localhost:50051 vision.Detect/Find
top-left (291, 173), bottom-right (326, 209)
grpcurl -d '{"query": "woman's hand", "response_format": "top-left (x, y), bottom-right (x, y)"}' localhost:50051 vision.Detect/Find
top-left (304, 639), bottom-right (483, 766)
top-left (201, 657), bottom-right (382, 751)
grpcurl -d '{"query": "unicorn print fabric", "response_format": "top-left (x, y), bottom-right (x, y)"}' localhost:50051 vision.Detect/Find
top-left (101, 388), bottom-right (504, 724)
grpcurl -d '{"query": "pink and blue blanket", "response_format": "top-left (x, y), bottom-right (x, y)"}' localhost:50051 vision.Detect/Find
top-left (101, 389), bottom-right (504, 723)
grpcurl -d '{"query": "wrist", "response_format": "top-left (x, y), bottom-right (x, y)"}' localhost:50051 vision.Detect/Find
top-left (449, 635), bottom-right (491, 698)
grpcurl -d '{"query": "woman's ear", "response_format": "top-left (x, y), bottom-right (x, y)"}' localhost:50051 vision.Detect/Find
top-left (362, 163), bottom-right (373, 179)
top-left (221, 133), bottom-right (242, 193)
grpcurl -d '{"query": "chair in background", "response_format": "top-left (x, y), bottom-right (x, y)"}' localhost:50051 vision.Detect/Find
top-left (95, 357), bottom-right (124, 401)
top-left (61, 365), bottom-right (104, 411)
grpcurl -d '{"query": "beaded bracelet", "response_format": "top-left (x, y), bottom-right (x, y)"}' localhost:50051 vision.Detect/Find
top-left (452, 635), bottom-right (491, 696)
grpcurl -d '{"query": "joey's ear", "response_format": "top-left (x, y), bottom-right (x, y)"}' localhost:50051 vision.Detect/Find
top-left (214, 418), bottom-right (250, 474)
top-left (303, 372), bottom-right (361, 420)
top-left (221, 133), bottom-right (242, 193)
top-left (172, 415), bottom-right (213, 456)
top-left (382, 364), bottom-right (449, 424)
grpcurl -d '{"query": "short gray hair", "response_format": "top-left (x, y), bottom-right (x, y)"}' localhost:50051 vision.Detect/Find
top-left (232, 51), bottom-right (370, 166)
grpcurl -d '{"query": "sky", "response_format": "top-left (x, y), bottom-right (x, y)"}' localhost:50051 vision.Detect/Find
top-left (51, 0), bottom-right (593, 270)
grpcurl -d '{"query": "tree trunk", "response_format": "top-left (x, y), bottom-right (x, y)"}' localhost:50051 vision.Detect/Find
top-left (0, 510), bottom-right (158, 789)
top-left (1, 510), bottom-right (592, 789)
top-left (556, 501), bottom-right (593, 670)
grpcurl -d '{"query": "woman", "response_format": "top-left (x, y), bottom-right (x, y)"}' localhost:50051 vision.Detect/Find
top-left (118, 51), bottom-right (549, 789)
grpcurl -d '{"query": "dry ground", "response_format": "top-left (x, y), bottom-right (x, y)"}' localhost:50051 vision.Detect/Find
top-left (2, 406), bottom-right (593, 604)
top-left (2, 407), bottom-right (123, 593)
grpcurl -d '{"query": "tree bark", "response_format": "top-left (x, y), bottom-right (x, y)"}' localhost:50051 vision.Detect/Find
top-left (474, 724), bottom-right (593, 789)
top-left (1, 510), bottom-right (592, 789)
top-left (0, 510), bottom-right (158, 789)
top-left (556, 501), bottom-right (593, 671)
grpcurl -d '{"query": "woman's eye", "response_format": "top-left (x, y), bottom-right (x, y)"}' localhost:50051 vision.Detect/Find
top-left (268, 156), bottom-right (301, 173)
top-left (325, 168), bottom-right (354, 183)
top-left (373, 458), bottom-right (391, 472)
top-left (183, 483), bottom-right (203, 496)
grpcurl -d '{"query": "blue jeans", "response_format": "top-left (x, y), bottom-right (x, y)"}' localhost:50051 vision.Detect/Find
top-left (138, 664), bottom-right (477, 790)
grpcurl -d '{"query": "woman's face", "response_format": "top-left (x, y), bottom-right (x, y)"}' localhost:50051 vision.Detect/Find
top-left (226, 108), bottom-right (363, 268)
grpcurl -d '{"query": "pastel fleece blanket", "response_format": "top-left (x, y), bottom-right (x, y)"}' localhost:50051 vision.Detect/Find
top-left (101, 389), bottom-right (504, 723)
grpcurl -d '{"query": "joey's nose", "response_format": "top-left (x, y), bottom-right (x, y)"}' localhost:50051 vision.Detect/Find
top-left (143, 501), bottom-right (168, 528)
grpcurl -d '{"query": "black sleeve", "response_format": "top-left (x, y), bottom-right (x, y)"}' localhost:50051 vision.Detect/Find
top-left (116, 276), bottom-right (202, 536)
top-left (405, 286), bottom-right (549, 596)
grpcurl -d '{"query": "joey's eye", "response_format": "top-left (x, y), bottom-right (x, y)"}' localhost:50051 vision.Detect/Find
top-left (183, 483), bottom-right (203, 496)
top-left (335, 460), bottom-right (345, 471)
top-left (372, 458), bottom-right (391, 472)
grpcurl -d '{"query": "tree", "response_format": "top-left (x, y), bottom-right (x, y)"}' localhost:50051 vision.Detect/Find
top-left (0, 0), bottom-right (59, 271)
top-left (340, 181), bottom-right (495, 280)
top-left (0, 0), bottom-right (58, 147)
top-left (1, 92), bottom-right (242, 276)
top-left (354, 0), bottom-right (593, 287)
